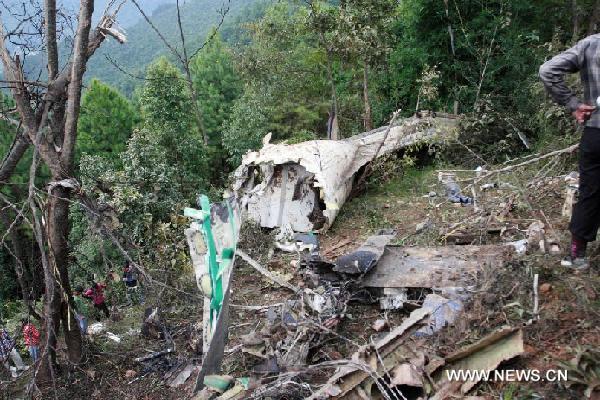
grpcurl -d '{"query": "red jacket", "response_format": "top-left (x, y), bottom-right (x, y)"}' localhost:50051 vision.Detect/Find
top-left (84, 283), bottom-right (107, 305)
top-left (23, 323), bottom-right (40, 346)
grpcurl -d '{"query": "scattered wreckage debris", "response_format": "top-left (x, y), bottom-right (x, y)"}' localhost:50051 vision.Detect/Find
top-left (309, 307), bottom-right (432, 399)
top-left (225, 236), bottom-right (517, 399)
top-left (87, 322), bottom-right (123, 343)
top-left (168, 364), bottom-right (199, 388)
top-left (312, 321), bottom-right (524, 399)
top-left (276, 231), bottom-right (320, 254)
top-left (134, 348), bottom-right (175, 363)
top-left (416, 293), bottom-right (464, 336)
top-left (181, 160), bottom-right (584, 398)
top-left (194, 376), bottom-right (252, 399)
top-left (298, 239), bottom-right (521, 399)
top-left (233, 114), bottom-right (458, 233)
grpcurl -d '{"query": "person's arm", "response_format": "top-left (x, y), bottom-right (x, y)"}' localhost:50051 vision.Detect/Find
top-left (539, 39), bottom-right (588, 112)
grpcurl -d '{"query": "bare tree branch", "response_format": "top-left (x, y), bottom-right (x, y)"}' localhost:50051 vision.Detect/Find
top-left (0, 22), bottom-right (37, 132)
top-left (176, 0), bottom-right (207, 144)
top-left (0, 131), bottom-right (29, 185)
top-left (130, 0), bottom-right (184, 64)
top-left (45, 0), bottom-right (59, 79)
top-left (188, 0), bottom-right (231, 60)
top-left (60, 0), bottom-right (94, 171)
top-left (0, 79), bottom-right (48, 87)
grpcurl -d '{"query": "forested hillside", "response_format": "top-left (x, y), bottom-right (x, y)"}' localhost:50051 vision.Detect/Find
top-left (85, 0), bottom-right (264, 94)
top-left (20, 0), bottom-right (262, 94)
top-left (1, 1), bottom-right (599, 399)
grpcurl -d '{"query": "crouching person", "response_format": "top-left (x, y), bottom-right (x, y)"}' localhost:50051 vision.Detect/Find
top-left (84, 281), bottom-right (110, 320)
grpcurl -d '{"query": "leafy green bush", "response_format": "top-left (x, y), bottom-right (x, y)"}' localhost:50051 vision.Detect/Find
top-left (441, 96), bottom-right (536, 167)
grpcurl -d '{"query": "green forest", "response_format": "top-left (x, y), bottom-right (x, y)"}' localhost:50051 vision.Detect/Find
top-left (1, 0), bottom-right (599, 399)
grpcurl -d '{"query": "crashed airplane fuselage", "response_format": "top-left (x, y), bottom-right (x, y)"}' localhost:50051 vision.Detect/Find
top-left (233, 114), bottom-right (458, 233)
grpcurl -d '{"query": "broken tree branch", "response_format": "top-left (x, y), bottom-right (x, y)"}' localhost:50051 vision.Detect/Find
top-left (134, 348), bottom-right (174, 363)
top-left (99, 26), bottom-right (126, 43)
top-left (473, 143), bottom-right (579, 184)
top-left (352, 109), bottom-right (402, 193)
top-left (237, 249), bottom-right (301, 293)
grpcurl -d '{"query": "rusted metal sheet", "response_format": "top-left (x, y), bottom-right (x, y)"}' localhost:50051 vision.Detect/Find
top-left (361, 245), bottom-right (510, 289)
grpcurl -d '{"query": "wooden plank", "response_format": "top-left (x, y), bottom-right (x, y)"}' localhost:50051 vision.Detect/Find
top-left (361, 245), bottom-right (509, 289)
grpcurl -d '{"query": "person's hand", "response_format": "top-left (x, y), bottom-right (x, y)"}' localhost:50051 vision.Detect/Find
top-left (572, 104), bottom-right (596, 124)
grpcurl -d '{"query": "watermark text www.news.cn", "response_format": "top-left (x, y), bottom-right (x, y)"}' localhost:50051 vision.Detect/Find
top-left (446, 369), bottom-right (568, 383)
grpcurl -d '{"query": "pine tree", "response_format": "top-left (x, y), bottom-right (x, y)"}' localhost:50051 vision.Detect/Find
top-left (191, 32), bottom-right (242, 145)
top-left (78, 79), bottom-right (136, 163)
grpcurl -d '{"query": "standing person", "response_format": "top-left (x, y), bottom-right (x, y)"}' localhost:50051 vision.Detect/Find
top-left (540, 34), bottom-right (600, 270)
top-left (73, 287), bottom-right (90, 335)
top-left (83, 282), bottom-right (110, 320)
top-left (122, 261), bottom-right (142, 305)
top-left (21, 319), bottom-right (40, 363)
top-left (0, 324), bottom-right (27, 378)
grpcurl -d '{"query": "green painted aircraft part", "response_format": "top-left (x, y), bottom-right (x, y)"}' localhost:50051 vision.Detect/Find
top-left (197, 195), bottom-right (223, 325)
top-left (186, 196), bottom-right (238, 336)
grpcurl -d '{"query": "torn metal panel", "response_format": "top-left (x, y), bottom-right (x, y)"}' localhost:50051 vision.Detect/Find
top-left (362, 245), bottom-right (510, 289)
top-left (234, 115), bottom-right (458, 233)
top-left (431, 328), bottom-right (524, 397)
top-left (334, 234), bottom-right (395, 274)
top-left (245, 163), bottom-right (323, 232)
top-left (390, 363), bottom-right (423, 388)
